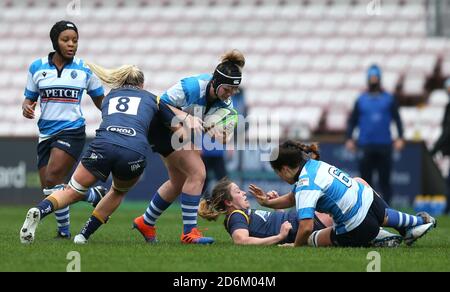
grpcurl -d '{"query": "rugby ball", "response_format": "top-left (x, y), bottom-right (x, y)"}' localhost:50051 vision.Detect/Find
top-left (203, 107), bottom-right (238, 136)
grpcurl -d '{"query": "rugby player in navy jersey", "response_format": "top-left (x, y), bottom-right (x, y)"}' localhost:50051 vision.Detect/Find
top-left (22, 20), bottom-right (106, 239)
top-left (20, 63), bottom-right (176, 244)
top-left (255, 141), bottom-right (436, 247)
top-left (199, 178), bottom-right (403, 247)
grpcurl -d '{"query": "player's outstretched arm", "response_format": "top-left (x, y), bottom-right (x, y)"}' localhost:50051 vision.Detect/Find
top-left (249, 185), bottom-right (295, 209)
top-left (231, 223), bottom-right (292, 245)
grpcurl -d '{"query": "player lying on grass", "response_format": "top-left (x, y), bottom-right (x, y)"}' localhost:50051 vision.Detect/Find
top-left (198, 177), bottom-right (402, 247)
top-left (20, 63), bottom-right (178, 244)
top-left (253, 140), bottom-right (436, 248)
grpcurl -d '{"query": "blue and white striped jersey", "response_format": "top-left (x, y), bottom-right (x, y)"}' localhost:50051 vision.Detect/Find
top-left (294, 159), bottom-right (374, 235)
top-left (24, 53), bottom-right (104, 141)
top-left (160, 74), bottom-right (233, 117)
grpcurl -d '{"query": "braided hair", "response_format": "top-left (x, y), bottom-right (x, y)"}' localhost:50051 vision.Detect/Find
top-left (269, 140), bottom-right (320, 171)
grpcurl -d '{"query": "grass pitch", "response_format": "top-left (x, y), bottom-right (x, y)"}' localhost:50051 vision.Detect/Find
top-left (1, 202), bottom-right (449, 272)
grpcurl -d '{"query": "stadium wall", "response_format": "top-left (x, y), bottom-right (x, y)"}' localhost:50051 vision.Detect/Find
top-left (0, 138), bottom-right (444, 206)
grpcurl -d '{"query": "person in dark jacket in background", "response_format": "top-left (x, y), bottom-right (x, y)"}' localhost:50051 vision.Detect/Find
top-left (346, 64), bottom-right (405, 205)
top-left (430, 78), bottom-right (450, 214)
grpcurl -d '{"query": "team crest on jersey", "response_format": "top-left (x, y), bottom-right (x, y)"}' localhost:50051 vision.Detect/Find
top-left (297, 177), bottom-right (309, 187)
top-left (42, 72), bottom-right (47, 77)
top-left (254, 210), bottom-right (270, 222)
top-left (71, 70), bottom-right (78, 79)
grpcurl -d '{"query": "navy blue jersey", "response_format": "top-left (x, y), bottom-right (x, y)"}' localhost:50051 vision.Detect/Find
top-left (225, 209), bottom-right (298, 244)
top-left (225, 209), bottom-right (327, 244)
top-left (94, 87), bottom-right (160, 156)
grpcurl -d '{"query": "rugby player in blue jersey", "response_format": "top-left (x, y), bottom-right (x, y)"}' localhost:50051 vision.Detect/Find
top-left (22, 21), bottom-right (106, 239)
top-left (255, 141), bottom-right (436, 247)
top-left (133, 50), bottom-right (245, 244)
top-left (20, 63), bottom-right (176, 244)
top-left (199, 178), bottom-right (402, 247)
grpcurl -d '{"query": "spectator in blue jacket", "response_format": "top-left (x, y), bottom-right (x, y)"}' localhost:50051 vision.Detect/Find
top-left (345, 64), bottom-right (405, 205)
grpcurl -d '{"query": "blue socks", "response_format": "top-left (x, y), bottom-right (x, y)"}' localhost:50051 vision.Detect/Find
top-left (43, 185), bottom-right (70, 235)
top-left (181, 192), bottom-right (201, 234)
top-left (144, 192), bottom-right (172, 226)
top-left (385, 209), bottom-right (424, 229)
top-left (80, 214), bottom-right (104, 240)
top-left (36, 199), bottom-right (55, 219)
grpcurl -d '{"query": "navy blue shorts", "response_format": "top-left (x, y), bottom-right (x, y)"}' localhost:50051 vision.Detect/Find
top-left (148, 118), bottom-right (176, 157)
top-left (81, 141), bottom-right (147, 182)
top-left (37, 126), bottom-right (86, 169)
top-left (330, 192), bottom-right (388, 247)
top-left (147, 101), bottom-right (191, 157)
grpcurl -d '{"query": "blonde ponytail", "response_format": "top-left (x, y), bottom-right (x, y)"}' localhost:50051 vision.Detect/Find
top-left (85, 61), bottom-right (144, 89)
top-left (198, 177), bottom-right (234, 221)
top-left (198, 199), bottom-right (222, 221)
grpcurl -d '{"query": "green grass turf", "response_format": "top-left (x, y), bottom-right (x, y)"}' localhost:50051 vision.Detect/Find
top-left (0, 202), bottom-right (449, 272)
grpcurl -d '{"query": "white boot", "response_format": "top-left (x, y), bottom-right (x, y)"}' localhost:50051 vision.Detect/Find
top-left (20, 208), bottom-right (41, 244)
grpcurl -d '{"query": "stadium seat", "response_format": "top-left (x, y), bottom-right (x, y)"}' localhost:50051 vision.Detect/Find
top-left (309, 90), bottom-right (333, 107)
top-left (0, 0), bottom-right (436, 141)
top-left (398, 38), bottom-right (425, 54)
top-left (310, 55), bottom-right (336, 72)
top-left (409, 54), bottom-right (437, 75)
top-left (322, 38), bottom-right (347, 54)
top-left (360, 20), bottom-right (386, 37)
top-left (335, 55), bottom-right (361, 72)
top-left (322, 73), bottom-right (345, 89)
top-left (386, 21), bottom-right (410, 37)
top-left (423, 38), bottom-right (448, 55)
top-left (403, 72), bottom-right (426, 96)
top-left (325, 109), bottom-right (349, 132)
top-left (429, 90), bottom-right (449, 107)
top-left (372, 38), bottom-right (397, 54)
top-left (297, 73), bottom-right (321, 90)
top-left (285, 55), bottom-right (311, 71)
top-left (348, 38), bottom-right (372, 54)
top-left (337, 20), bottom-right (362, 36)
top-left (313, 21), bottom-right (338, 37)
top-left (385, 54), bottom-right (411, 72)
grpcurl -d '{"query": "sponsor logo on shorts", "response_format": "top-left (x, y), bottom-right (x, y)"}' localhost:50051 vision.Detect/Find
top-left (57, 140), bottom-right (71, 148)
top-left (89, 152), bottom-right (98, 160)
top-left (129, 159), bottom-right (144, 172)
top-left (130, 163), bottom-right (141, 172)
top-left (106, 126), bottom-right (136, 137)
